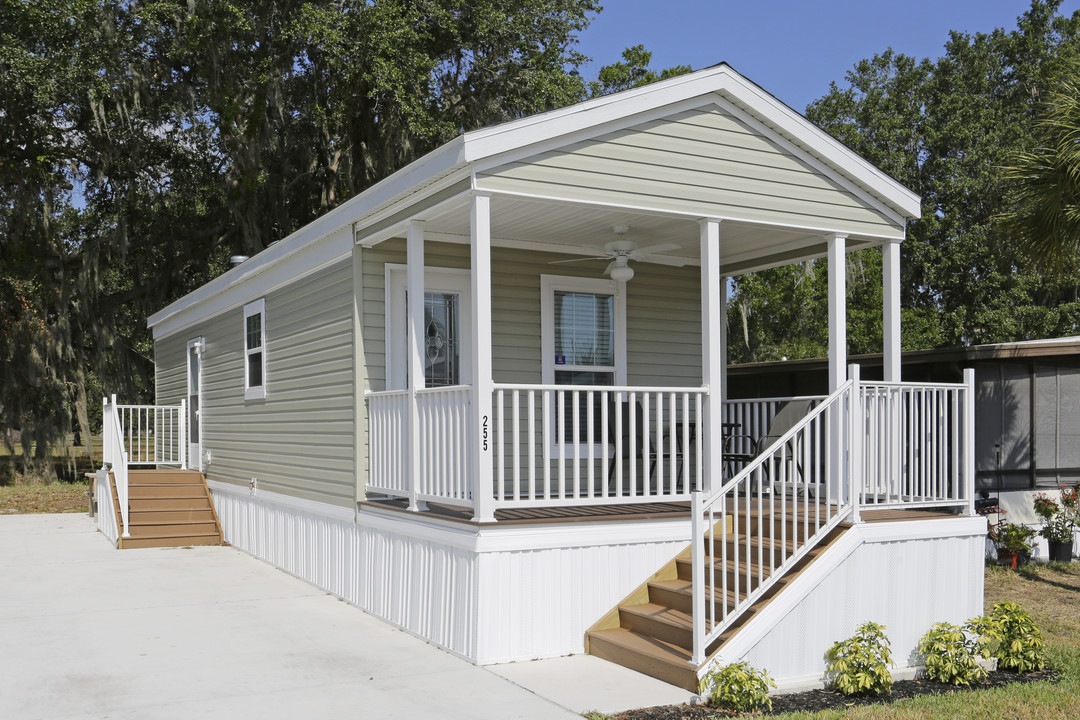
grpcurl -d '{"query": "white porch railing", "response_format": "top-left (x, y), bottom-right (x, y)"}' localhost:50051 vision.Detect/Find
top-left (859, 373), bottom-right (975, 511)
top-left (418, 386), bottom-right (472, 506)
top-left (492, 384), bottom-right (706, 507)
top-left (691, 380), bottom-right (855, 665)
top-left (101, 395), bottom-right (187, 540)
top-left (115, 403), bottom-right (187, 465)
top-left (367, 384), bottom-right (708, 509)
top-left (367, 389), bottom-right (409, 499)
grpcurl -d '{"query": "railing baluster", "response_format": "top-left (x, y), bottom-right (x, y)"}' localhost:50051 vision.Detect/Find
top-left (528, 390), bottom-right (536, 501)
top-left (543, 390), bottom-right (551, 501)
top-left (586, 390), bottom-right (595, 498)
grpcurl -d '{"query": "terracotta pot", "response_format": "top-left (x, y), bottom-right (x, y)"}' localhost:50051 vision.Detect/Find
top-left (1048, 540), bottom-right (1074, 563)
top-left (998, 549), bottom-right (1019, 569)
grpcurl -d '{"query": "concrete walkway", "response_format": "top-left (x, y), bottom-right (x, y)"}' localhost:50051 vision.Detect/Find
top-left (0, 514), bottom-right (693, 719)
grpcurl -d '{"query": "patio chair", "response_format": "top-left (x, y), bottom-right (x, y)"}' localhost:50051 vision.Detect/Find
top-left (606, 398), bottom-right (689, 494)
top-left (752, 399), bottom-right (819, 495)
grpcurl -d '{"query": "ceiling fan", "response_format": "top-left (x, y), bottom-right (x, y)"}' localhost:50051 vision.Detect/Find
top-left (548, 226), bottom-right (686, 282)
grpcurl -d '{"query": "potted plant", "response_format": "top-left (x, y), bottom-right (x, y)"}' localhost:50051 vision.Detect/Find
top-left (1033, 485), bottom-right (1078, 563)
top-left (989, 521), bottom-right (1035, 568)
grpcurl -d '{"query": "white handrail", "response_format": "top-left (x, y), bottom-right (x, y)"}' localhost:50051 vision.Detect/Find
top-left (103, 395), bottom-right (131, 538)
top-left (691, 380), bottom-right (854, 665)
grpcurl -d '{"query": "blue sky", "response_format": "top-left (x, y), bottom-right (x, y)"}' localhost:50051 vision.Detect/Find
top-left (577, 0), bottom-right (1080, 112)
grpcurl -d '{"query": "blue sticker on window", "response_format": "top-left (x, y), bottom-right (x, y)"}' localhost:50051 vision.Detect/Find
top-left (555, 355), bottom-right (566, 365)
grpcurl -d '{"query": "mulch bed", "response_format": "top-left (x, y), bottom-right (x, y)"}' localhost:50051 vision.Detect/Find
top-left (609, 668), bottom-right (1058, 719)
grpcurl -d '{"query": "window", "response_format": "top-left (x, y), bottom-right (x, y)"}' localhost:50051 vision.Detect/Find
top-left (244, 299), bottom-right (266, 399)
top-left (541, 275), bottom-right (626, 447)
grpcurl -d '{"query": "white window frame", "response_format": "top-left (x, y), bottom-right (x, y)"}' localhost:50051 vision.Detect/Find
top-left (243, 298), bottom-right (267, 400)
top-left (385, 265), bottom-right (472, 391)
top-left (540, 274), bottom-right (627, 456)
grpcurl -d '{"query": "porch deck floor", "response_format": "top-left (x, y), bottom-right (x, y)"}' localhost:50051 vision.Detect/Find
top-left (360, 497), bottom-right (962, 527)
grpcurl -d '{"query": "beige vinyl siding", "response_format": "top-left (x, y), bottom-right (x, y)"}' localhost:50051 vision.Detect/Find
top-left (155, 333), bottom-right (188, 407)
top-left (155, 259), bottom-right (356, 507)
top-left (360, 239), bottom-right (701, 390)
top-left (477, 106), bottom-right (903, 239)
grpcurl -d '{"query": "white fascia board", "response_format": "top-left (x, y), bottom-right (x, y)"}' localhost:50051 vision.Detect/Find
top-left (461, 65), bottom-right (737, 162)
top-left (461, 63), bottom-right (921, 222)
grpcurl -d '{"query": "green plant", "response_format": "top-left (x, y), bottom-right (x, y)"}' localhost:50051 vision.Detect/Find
top-left (825, 621), bottom-right (894, 696)
top-left (971, 602), bottom-right (1046, 673)
top-left (989, 521), bottom-right (1036, 554)
top-left (699, 661), bottom-right (776, 712)
top-left (1033, 490), bottom-right (1078, 543)
top-left (917, 621), bottom-right (990, 685)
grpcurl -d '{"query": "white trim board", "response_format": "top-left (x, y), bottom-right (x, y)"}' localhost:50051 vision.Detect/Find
top-left (210, 478), bottom-right (694, 554)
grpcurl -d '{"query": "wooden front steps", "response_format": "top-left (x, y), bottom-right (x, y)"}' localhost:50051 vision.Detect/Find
top-left (109, 469), bottom-right (224, 549)
top-left (585, 507), bottom-right (851, 692)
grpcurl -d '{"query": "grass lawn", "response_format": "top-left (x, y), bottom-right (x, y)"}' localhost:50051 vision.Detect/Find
top-left (1, 437), bottom-right (97, 513)
top-left (599, 563), bottom-right (1080, 720)
top-left (0, 482), bottom-right (90, 514)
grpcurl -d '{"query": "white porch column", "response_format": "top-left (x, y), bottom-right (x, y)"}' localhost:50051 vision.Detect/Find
top-left (700, 219), bottom-right (723, 495)
top-left (407, 221), bottom-right (426, 512)
top-left (827, 233), bottom-right (848, 391)
top-left (883, 239), bottom-right (902, 382)
top-left (827, 234), bottom-right (848, 506)
top-left (471, 193), bottom-right (496, 522)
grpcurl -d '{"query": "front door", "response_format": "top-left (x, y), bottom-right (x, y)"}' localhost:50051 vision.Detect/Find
top-left (187, 338), bottom-right (203, 470)
top-left (387, 267), bottom-right (472, 390)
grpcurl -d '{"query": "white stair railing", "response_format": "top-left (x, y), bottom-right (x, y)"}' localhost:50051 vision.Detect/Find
top-left (102, 395), bottom-right (131, 538)
top-left (100, 395), bottom-right (190, 540)
top-left (691, 380), bottom-right (855, 666)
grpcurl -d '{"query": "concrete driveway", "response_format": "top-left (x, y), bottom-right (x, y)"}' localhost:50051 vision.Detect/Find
top-left (0, 513), bottom-right (692, 720)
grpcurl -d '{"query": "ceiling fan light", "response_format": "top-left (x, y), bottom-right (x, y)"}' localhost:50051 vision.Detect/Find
top-left (609, 264), bottom-right (635, 283)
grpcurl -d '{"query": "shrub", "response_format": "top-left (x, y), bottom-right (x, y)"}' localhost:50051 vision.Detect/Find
top-left (988, 521), bottom-right (1036, 554)
top-left (699, 661), bottom-right (775, 712)
top-left (917, 621), bottom-right (989, 685)
top-left (971, 602), bottom-right (1045, 673)
top-left (825, 622), bottom-right (893, 695)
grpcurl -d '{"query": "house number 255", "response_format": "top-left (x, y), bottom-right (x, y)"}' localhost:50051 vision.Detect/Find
top-left (481, 415), bottom-right (489, 451)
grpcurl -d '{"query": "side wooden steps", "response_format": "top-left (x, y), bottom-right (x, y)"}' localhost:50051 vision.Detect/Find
top-left (109, 469), bottom-right (225, 550)
top-left (585, 506), bottom-right (851, 692)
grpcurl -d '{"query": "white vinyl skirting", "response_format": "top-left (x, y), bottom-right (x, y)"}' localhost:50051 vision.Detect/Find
top-left (209, 481), bottom-right (691, 663)
top-left (208, 481), bottom-right (987, 684)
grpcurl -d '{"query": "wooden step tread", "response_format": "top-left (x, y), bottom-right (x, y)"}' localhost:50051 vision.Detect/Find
top-left (121, 535), bottom-right (222, 549)
top-left (126, 522), bottom-right (220, 538)
top-left (129, 511), bottom-right (215, 525)
top-left (586, 627), bottom-right (696, 691)
top-left (620, 602), bottom-right (694, 630)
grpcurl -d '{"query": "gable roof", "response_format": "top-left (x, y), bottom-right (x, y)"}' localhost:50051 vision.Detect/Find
top-left (149, 62), bottom-right (920, 336)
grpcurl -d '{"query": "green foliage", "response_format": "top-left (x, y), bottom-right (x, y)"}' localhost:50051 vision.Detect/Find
top-left (587, 45), bottom-right (692, 97)
top-left (918, 621), bottom-right (990, 686)
top-left (732, 1), bottom-right (1080, 362)
top-left (699, 660), bottom-right (775, 712)
top-left (825, 621), bottom-right (894, 696)
top-left (1, 1), bottom-right (696, 469)
top-left (974, 602), bottom-right (1046, 673)
top-left (999, 56), bottom-right (1080, 272)
top-left (989, 521), bottom-right (1037, 554)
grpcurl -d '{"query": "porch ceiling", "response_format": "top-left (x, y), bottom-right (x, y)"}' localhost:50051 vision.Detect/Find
top-left (396, 193), bottom-right (883, 276)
